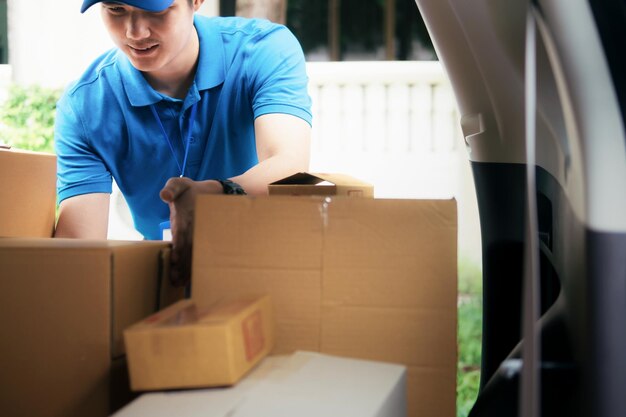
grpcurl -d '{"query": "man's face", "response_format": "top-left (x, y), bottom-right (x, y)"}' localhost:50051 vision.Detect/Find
top-left (100, 0), bottom-right (198, 75)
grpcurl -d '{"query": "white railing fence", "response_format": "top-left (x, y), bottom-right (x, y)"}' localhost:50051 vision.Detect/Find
top-left (109, 61), bottom-right (482, 263)
top-left (306, 61), bottom-right (481, 263)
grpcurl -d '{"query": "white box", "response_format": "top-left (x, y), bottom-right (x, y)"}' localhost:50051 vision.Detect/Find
top-left (111, 351), bottom-right (407, 417)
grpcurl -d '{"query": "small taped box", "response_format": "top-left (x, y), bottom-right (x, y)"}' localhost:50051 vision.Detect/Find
top-left (0, 147), bottom-right (56, 237)
top-left (124, 295), bottom-right (273, 391)
top-left (268, 172), bottom-right (374, 197)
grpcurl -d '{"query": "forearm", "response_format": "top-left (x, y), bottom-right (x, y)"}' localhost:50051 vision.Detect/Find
top-left (230, 151), bottom-right (309, 195)
top-left (227, 113), bottom-right (311, 195)
top-left (186, 152), bottom-right (307, 196)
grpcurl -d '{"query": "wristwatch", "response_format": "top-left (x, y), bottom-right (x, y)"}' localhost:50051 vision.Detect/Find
top-left (217, 179), bottom-right (247, 195)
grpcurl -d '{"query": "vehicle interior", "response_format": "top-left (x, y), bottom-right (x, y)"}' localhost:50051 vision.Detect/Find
top-left (413, 0), bottom-right (626, 415)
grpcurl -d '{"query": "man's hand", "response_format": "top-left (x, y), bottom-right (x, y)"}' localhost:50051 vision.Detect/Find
top-left (160, 177), bottom-right (222, 287)
top-left (159, 113), bottom-right (310, 287)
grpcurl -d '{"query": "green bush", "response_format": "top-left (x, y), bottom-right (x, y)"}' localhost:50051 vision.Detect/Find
top-left (0, 84), bottom-right (61, 153)
top-left (457, 258), bottom-right (483, 417)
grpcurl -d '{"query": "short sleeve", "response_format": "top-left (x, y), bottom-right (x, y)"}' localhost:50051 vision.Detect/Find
top-left (55, 92), bottom-right (112, 204)
top-left (246, 25), bottom-right (313, 126)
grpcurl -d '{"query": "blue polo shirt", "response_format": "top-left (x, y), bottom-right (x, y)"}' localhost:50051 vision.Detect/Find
top-left (55, 15), bottom-right (312, 240)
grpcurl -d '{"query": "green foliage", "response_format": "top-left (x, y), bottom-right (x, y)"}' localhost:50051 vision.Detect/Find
top-left (458, 258), bottom-right (483, 295)
top-left (0, 84), bottom-right (62, 154)
top-left (457, 258), bottom-right (483, 417)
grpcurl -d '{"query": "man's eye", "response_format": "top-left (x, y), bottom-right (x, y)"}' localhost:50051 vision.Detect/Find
top-left (104, 5), bottom-right (126, 14)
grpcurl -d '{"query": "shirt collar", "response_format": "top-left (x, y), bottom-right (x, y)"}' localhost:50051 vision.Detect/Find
top-left (117, 50), bottom-right (163, 107)
top-left (118, 15), bottom-right (225, 107)
top-left (194, 15), bottom-right (225, 91)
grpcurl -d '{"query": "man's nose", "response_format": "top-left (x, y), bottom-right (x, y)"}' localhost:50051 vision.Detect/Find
top-left (126, 13), bottom-right (151, 40)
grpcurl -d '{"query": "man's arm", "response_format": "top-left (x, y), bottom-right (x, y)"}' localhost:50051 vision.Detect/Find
top-left (54, 193), bottom-right (110, 239)
top-left (230, 112), bottom-right (311, 194)
top-left (160, 112), bottom-right (311, 286)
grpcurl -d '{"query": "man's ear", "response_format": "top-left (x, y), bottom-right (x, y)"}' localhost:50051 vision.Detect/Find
top-left (193, 0), bottom-right (205, 12)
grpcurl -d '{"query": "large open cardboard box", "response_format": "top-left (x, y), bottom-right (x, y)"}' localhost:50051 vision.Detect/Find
top-left (0, 238), bottom-right (183, 417)
top-left (191, 195), bottom-right (458, 417)
top-left (0, 148), bottom-right (56, 238)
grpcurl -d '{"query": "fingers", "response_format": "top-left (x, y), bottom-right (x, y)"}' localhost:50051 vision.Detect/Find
top-left (160, 177), bottom-right (193, 203)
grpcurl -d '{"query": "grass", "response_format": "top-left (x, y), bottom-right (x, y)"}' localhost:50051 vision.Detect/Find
top-left (457, 258), bottom-right (483, 417)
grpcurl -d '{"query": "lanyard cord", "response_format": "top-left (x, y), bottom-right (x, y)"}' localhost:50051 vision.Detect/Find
top-left (150, 101), bottom-right (198, 178)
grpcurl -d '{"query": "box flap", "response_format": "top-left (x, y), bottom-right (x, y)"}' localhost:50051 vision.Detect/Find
top-left (110, 241), bottom-right (173, 359)
top-left (268, 172), bottom-right (374, 197)
top-left (269, 172), bottom-right (330, 186)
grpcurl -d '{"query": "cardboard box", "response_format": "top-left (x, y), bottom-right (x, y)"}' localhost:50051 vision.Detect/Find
top-left (125, 295), bottom-right (274, 391)
top-left (0, 238), bottom-right (184, 417)
top-left (112, 351), bottom-right (407, 417)
top-left (268, 172), bottom-right (374, 197)
top-left (191, 195), bottom-right (457, 417)
top-left (0, 147), bottom-right (56, 238)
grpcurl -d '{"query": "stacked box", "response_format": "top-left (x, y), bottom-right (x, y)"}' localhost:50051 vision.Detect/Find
top-left (0, 238), bottom-right (184, 417)
top-left (124, 295), bottom-right (274, 391)
top-left (191, 194), bottom-right (458, 417)
top-left (0, 148), bottom-right (56, 238)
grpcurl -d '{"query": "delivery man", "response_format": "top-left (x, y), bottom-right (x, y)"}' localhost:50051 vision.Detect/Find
top-left (53, 0), bottom-right (312, 286)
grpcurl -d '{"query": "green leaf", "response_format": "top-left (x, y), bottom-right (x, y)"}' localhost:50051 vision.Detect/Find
top-left (0, 84), bottom-right (62, 154)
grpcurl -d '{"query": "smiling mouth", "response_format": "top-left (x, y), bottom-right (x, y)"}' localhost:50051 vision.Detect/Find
top-left (129, 44), bottom-right (159, 54)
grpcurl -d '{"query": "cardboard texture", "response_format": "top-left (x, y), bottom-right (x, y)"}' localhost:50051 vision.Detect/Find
top-left (191, 195), bottom-right (457, 417)
top-left (268, 172), bottom-right (374, 197)
top-left (124, 295), bottom-right (274, 391)
top-left (0, 148), bottom-right (56, 238)
top-left (113, 351), bottom-right (407, 417)
top-left (0, 238), bottom-right (184, 417)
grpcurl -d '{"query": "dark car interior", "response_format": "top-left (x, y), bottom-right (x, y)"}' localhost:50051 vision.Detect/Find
top-left (414, 0), bottom-right (626, 416)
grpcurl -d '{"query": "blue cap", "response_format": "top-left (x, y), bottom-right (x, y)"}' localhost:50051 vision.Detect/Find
top-left (81, 0), bottom-right (175, 13)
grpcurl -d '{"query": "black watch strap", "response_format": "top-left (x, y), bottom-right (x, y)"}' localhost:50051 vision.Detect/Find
top-left (217, 179), bottom-right (247, 195)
